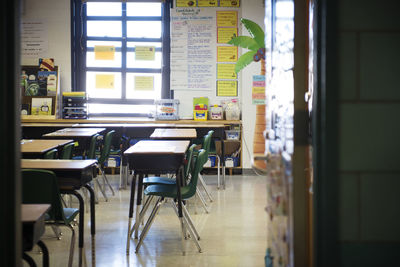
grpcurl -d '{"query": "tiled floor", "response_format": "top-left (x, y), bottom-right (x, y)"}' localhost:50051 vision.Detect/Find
top-left (24, 173), bottom-right (268, 266)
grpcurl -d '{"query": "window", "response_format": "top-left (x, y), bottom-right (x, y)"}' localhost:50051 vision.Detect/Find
top-left (71, 0), bottom-right (171, 117)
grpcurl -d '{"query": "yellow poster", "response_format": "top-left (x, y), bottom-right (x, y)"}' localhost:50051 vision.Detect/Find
top-left (198, 0), bottom-right (217, 6)
top-left (94, 45), bottom-right (115, 60)
top-left (135, 46), bottom-right (156, 61)
top-left (217, 46), bottom-right (238, 62)
top-left (176, 0), bottom-right (196, 7)
top-left (217, 64), bottom-right (237, 79)
top-left (95, 74), bottom-right (115, 89)
top-left (217, 81), bottom-right (237, 96)
top-left (216, 11), bottom-right (238, 27)
top-left (217, 27), bottom-right (238, 43)
top-left (220, 0), bottom-right (240, 7)
top-left (135, 76), bottom-right (154, 91)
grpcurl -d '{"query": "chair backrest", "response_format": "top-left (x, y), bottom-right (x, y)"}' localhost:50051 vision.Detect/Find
top-left (60, 142), bottom-right (75, 159)
top-left (22, 169), bottom-right (66, 222)
top-left (184, 144), bottom-right (198, 179)
top-left (87, 133), bottom-right (99, 159)
top-left (98, 130), bottom-right (115, 165)
top-left (44, 148), bottom-right (58, 159)
top-left (182, 149), bottom-right (207, 199)
top-left (202, 130), bottom-right (214, 157)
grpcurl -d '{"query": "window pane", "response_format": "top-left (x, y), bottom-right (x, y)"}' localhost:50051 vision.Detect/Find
top-left (87, 21), bottom-right (122, 37)
top-left (126, 3), bottom-right (161, 17)
top-left (127, 52), bottom-right (162, 69)
top-left (126, 73), bottom-right (161, 99)
top-left (86, 72), bottom-right (121, 99)
top-left (86, 41), bottom-right (122, 68)
top-left (87, 3), bottom-right (122, 16)
top-left (127, 21), bottom-right (161, 38)
top-left (88, 103), bottom-right (154, 115)
top-left (275, 1), bottom-right (294, 18)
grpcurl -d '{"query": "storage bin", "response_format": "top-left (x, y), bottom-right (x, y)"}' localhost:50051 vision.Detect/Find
top-left (204, 156), bottom-right (216, 167)
top-left (225, 129), bottom-right (240, 140)
top-left (193, 110), bottom-right (207, 121)
top-left (105, 155), bottom-right (121, 168)
top-left (155, 99), bottom-right (179, 120)
top-left (225, 156), bottom-right (239, 167)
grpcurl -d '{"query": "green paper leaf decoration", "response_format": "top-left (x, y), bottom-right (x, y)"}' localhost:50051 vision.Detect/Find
top-left (241, 18), bottom-right (265, 48)
top-left (228, 36), bottom-right (260, 51)
top-left (235, 51), bottom-right (257, 73)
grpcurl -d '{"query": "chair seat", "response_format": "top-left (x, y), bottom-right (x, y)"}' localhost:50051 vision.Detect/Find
top-left (143, 176), bottom-right (176, 185)
top-left (44, 208), bottom-right (79, 224)
top-left (144, 184), bottom-right (192, 199)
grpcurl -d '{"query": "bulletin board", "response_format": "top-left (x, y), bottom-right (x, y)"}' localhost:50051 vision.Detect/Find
top-left (20, 65), bottom-right (60, 119)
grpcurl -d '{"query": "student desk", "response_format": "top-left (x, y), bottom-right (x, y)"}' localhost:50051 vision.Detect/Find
top-left (21, 159), bottom-right (97, 267)
top-left (42, 128), bottom-right (106, 158)
top-left (123, 140), bottom-right (190, 254)
top-left (150, 128), bottom-right (197, 140)
top-left (22, 204), bottom-right (51, 267)
top-left (21, 139), bottom-right (74, 158)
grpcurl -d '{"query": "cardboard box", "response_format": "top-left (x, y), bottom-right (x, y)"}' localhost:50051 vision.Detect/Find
top-left (214, 140), bottom-right (240, 156)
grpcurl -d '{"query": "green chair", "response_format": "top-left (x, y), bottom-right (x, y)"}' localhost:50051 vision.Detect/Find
top-left (97, 130), bottom-right (116, 198)
top-left (60, 142), bottom-right (75, 159)
top-left (87, 133), bottom-right (100, 159)
top-left (44, 148), bottom-right (58, 159)
top-left (135, 149), bottom-right (208, 254)
top-left (22, 169), bottom-right (80, 267)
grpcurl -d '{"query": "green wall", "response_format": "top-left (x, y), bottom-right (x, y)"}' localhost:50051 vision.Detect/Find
top-left (336, 0), bottom-right (400, 265)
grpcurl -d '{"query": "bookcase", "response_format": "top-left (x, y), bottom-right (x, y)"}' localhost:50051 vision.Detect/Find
top-left (20, 65), bottom-right (61, 119)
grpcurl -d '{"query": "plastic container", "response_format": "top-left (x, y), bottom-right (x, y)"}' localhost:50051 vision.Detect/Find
top-left (193, 110), bottom-right (207, 121)
top-left (225, 129), bottom-right (240, 140)
top-left (155, 99), bottom-right (179, 120)
top-left (225, 99), bottom-right (240, 120)
top-left (210, 105), bottom-right (223, 120)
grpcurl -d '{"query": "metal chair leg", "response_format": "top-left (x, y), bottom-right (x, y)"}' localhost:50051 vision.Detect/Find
top-left (95, 178), bottom-right (108, 202)
top-left (99, 166), bottom-right (115, 196)
top-left (198, 173), bottom-right (213, 202)
top-left (67, 224), bottom-right (76, 267)
top-left (130, 195), bottom-right (154, 238)
top-left (216, 155), bottom-right (221, 189)
top-left (196, 188), bottom-right (209, 214)
top-left (135, 197), bottom-right (163, 253)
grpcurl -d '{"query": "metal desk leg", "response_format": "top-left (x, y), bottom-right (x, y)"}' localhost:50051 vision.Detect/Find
top-left (84, 184), bottom-right (96, 267)
top-left (134, 174), bottom-right (144, 239)
top-left (221, 137), bottom-right (226, 189)
top-left (126, 173), bottom-right (137, 255)
top-left (37, 240), bottom-right (49, 267)
top-left (23, 252), bottom-right (37, 267)
top-left (70, 191), bottom-right (85, 267)
top-left (175, 169), bottom-right (186, 255)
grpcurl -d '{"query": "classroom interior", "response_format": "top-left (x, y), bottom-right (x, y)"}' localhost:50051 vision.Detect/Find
top-left (1, 0), bottom-right (400, 266)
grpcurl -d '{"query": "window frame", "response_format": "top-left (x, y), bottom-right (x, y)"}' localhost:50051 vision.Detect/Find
top-left (71, 0), bottom-right (171, 117)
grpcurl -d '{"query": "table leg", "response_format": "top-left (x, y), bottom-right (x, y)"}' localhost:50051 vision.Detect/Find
top-left (23, 252), bottom-right (37, 267)
top-left (175, 169), bottom-right (186, 255)
top-left (126, 172), bottom-right (137, 255)
top-left (220, 136), bottom-right (226, 189)
top-left (84, 184), bottom-right (96, 267)
top-left (70, 190), bottom-right (85, 267)
top-left (37, 240), bottom-right (49, 267)
top-left (134, 174), bottom-right (144, 239)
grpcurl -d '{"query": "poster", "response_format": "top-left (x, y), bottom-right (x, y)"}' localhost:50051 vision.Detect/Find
top-left (252, 75), bottom-right (266, 104)
top-left (135, 46), bottom-right (156, 61)
top-left (135, 76), bottom-right (154, 91)
top-left (198, 0), bottom-right (217, 6)
top-left (21, 20), bottom-right (48, 57)
top-left (217, 27), bottom-right (238, 43)
top-left (95, 74), bottom-right (115, 89)
top-left (220, 0), bottom-right (240, 7)
top-left (171, 8), bottom-right (216, 90)
top-left (217, 80), bottom-right (237, 96)
top-left (216, 11), bottom-right (238, 27)
top-left (94, 45), bottom-right (115, 60)
top-left (31, 98), bottom-right (52, 115)
top-left (217, 46), bottom-right (238, 62)
top-left (217, 64), bottom-right (237, 79)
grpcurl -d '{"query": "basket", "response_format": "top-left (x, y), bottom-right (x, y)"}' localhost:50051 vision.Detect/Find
top-left (155, 99), bottom-right (179, 120)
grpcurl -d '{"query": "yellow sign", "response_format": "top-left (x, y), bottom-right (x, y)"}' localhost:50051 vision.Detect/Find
top-left (217, 46), bottom-right (238, 62)
top-left (135, 46), bottom-right (156, 61)
top-left (176, 0), bottom-right (196, 7)
top-left (217, 27), bottom-right (238, 43)
top-left (220, 0), bottom-right (240, 7)
top-left (135, 76), bottom-right (154, 91)
top-left (95, 74), bottom-right (115, 89)
top-left (217, 64), bottom-right (237, 79)
top-left (94, 45), bottom-right (115, 60)
top-left (217, 81), bottom-right (237, 96)
top-left (217, 11), bottom-right (238, 27)
top-left (198, 0), bottom-right (217, 6)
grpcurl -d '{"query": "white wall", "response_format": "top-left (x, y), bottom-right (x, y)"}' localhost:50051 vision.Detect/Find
top-left (21, 0), bottom-right (71, 92)
top-left (20, 0), bottom-right (265, 168)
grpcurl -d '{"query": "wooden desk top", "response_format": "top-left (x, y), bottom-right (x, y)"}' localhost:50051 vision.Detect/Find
top-left (43, 128), bottom-right (106, 138)
top-left (124, 140), bottom-right (190, 155)
top-left (150, 128), bottom-right (197, 139)
top-left (21, 159), bottom-right (97, 170)
top-left (21, 139), bottom-right (74, 153)
top-left (21, 204), bottom-right (51, 223)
